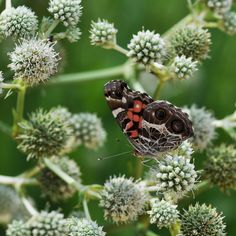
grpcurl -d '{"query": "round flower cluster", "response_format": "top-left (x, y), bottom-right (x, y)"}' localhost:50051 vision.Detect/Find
top-left (171, 27), bottom-right (211, 61)
top-left (6, 220), bottom-right (30, 236)
top-left (223, 11), bottom-right (236, 35)
top-left (206, 0), bottom-right (232, 15)
top-left (90, 19), bottom-right (118, 48)
top-left (70, 113), bottom-right (107, 150)
top-left (127, 29), bottom-right (166, 65)
top-left (48, 0), bottom-right (82, 27)
top-left (171, 140), bottom-right (194, 159)
top-left (180, 203), bottom-right (226, 236)
top-left (0, 186), bottom-right (28, 224)
top-left (204, 144), bottom-right (236, 191)
top-left (171, 55), bottom-right (198, 80)
top-left (154, 155), bottom-right (197, 200)
top-left (39, 156), bottom-right (81, 201)
top-left (8, 38), bottom-right (60, 86)
top-left (0, 6), bottom-right (38, 38)
top-left (66, 218), bottom-right (106, 236)
top-left (184, 105), bottom-right (217, 150)
top-left (100, 176), bottom-right (148, 224)
top-left (17, 108), bottom-right (72, 159)
top-left (147, 198), bottom-right (179, 229)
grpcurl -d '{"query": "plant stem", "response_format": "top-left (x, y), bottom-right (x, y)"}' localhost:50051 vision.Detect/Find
top-left (112, 44), bottom-right (129, 55)
top-left (50, 63), bottom-right (129, 85)
top-left (0, 120), bottom-right (11, 136)
top-left (20, 166), bottom-right (42, 179)
top-left (153, 79), bottom-right (165, 100)
top-left (2, 83), bottom-right (21, 90)
top-left (44, 20), bottom-right (60, 38)
top-left (5, 0), bottom-right (11, 9)
top-left (12, 85), bottom-right (26, 137)
top-left (0, 175), bottom-right (38, 186)
top-left (169, 221), bottom-right (181, 236)
top-left (83, 198), bottom-right (92, 220)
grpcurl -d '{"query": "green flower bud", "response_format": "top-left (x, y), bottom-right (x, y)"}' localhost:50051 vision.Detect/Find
top-left (180, 203), bottom-right (226, 236)
top-left (206, 0), bottom-right (232, 15)
top-left (223, 11), bottom-right (236, 35)
top-left (6, 220), bottom-right (30, 236)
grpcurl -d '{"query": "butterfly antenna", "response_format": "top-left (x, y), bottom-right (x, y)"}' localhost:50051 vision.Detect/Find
top-left (98, 150), bottom-right (132, 161)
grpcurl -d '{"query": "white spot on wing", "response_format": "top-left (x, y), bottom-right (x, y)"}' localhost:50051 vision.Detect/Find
top-left (112, 108), bottom-right (125, 118)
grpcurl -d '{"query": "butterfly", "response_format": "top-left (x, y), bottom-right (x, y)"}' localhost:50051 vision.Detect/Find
top-left (104, 80), bottom-right (194, 157)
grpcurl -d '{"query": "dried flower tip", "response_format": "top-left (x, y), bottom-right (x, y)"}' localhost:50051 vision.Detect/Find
top-left (48, 0), bottom-right (82, 27)
top-left (154, 155), bottom-right (197, 200)
top-left (28, 211), bottom-right (67, 236)
top-left (171, 27), bottom-right (211, 61)
top-left (100, 175), bottom-right (148, 224)
top-left (17, 108), bottom-right (72, 159)
top-left (6, 220), bottom-right (30, 236)
top-left (147, 198), bottom-right (179, 229)
top-left (66, 218), bottom-right (106, 236)
top-left (90, 19), bottom-right (118, 48)
top-left (128, 29), bottom-right (166, 65)
top-left (8, 38), bottom-right (60, 86)
top-left (181, 203), bottom-right (226, 236)
top-left (39, 156), bottom-right (81, 201)
top-left (223, 11), bottom-right (236, 35)
top-left (206, 0), bottom-right (232, 15)
top-left (184, 105), bottom-right (217, 150)
top-left (70, 113), bottom-right (106, 150)
top-left (0, 6), bottom-right (38, 39)
top-left (171, 55), bottom-right (198, 80)
top-left (204, 144), bottom-right (236, 191)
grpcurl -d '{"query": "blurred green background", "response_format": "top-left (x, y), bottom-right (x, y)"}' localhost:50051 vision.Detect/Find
top-left (0, 0), bottom-right (236, 235)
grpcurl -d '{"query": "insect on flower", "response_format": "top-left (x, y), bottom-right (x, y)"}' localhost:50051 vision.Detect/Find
top-left (104, 80), bottom-right (194, 157)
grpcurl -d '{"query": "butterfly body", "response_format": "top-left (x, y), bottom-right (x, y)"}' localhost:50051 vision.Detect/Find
top-left (104, 80), bottom-right (193, 156)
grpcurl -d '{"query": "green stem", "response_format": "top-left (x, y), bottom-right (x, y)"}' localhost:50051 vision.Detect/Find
top-left (0, 175), bottom-right (38, 187)
top-left (12, 85), bottom-right (26, 137)
top-left (195, 180), bottom-right (209, 195)
top-left (112, 44), bottom-right (129, 55)
top-left (50, 63), bottom-right (129, 85)
top-left (153, 79), bottom-right (165, 100)
top-left (2, 83), bottom-right (21, 90)
top-left (20, 166), bottom-right (42, 179)
top-left (83, 198), bottom-right (92, 220)
top-left (169, 221), bottom-right (181, 236)
top-left (0, 120), bottom-right (11, 136)
top-left (44, 20), bottom-right (60, 38)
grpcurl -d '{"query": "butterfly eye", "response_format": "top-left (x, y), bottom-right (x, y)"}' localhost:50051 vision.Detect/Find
top-left (171, 119), bottom-right (184, 134)
top-left (155, 109), bottom-right (166, 120)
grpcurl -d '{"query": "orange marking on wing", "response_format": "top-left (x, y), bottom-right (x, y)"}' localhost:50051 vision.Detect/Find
top-left (133, 100), bottom-right (142, 113)
top-left (138, 117), bottom-right (143, 129)
top-left (130, 130), bottom-right (138, 138)
top-left (125, 121), bottom-right (133, 131)
top-left (127, 111), bottom-right (133, 120)
top-left (133, 114), bottom-right (140, 122)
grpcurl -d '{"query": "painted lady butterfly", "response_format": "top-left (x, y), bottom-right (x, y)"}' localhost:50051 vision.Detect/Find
top-left (104, 80), bottom-right (194, 156)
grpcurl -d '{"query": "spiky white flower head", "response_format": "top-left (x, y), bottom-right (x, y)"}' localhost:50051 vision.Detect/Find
top-left (171, 27), bottom-right (211, 61)
top-left (90, 19), bottom-right (118, 48)
top-left (180, 203), bottom-right (226, 236)
top-left (154, 155), bottom-right (197, 200)
top-left (17, 108), bottom-right (72, 159)
top-left (0, 71), bottom-right (4, 94)
top-left (147, 199), bottom-right (179, 228)
top-left (70, 113), bottom-right (106, 150)
top-left (223, 11), bottom-right (236, 35)
top-left (204, 144), bottom-right (236, 191)
top-left (127, 29), bottom-right (166, 65)
top-left (8, 38), bottom-right (60, 86)
top-left (100, 176), bottom-right (148, 224)
top-left (66, 27), bottom-right (81, 42)
top-left (172, 140), bottom-right (194, 159)
top-left (6, 220), bottom-right (30, 236)
top-left (48, 0), bottom-right (82, 27)
top-left (39, 156), bottom-right (81, 201)
top-left (66, 218), bottom-right (106, 236)
top-left (184, 105), bottom-right (217, 150)
top-left (207, 0), bottom-right (232, 15)
top-left (171, 55), bottom-right (198, 80)
top-left (28, 211), bottom-right (67, 236)
top-left (0, 6), bottom-right (38, 39)
top-left (0, 186), bottom-right (29, 224)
